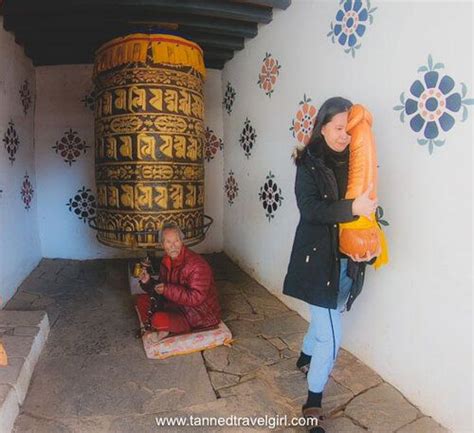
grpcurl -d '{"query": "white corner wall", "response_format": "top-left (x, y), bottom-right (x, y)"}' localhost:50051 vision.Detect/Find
top-left (222, 2), bottom-right (472, 432)
top-left (35, 65), bottom-right (224, 259)
top-left (194, 69), bottom-right (225, 254)
top-left (0, 18), bottom-right (41, 306)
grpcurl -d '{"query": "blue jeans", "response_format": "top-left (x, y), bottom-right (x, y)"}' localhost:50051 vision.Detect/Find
top-left (301, 258), bottom-right (353, 393)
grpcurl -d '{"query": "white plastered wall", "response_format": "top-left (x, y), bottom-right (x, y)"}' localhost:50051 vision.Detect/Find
top-left (222, 2), bottom-right (473, 432)
top-left (0, 18), bottom-right (41, 305)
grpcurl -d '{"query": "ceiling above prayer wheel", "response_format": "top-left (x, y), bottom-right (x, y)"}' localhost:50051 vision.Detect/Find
top-left (0, 0), bottom-right (291, 70)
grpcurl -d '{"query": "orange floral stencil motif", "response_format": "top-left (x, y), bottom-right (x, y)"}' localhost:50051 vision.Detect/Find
top-left (290, 94), bottom-right (318, 145)
top-left (257, 53), bottom-right (281, 97)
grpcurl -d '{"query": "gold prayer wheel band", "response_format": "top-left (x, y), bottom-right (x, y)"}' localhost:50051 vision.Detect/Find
top-left (93, 33), bottom-right (207, 249)
top-left (91, 211), bottom-right (210, 250)
top-left (93, 33), bottom-right (206, 79)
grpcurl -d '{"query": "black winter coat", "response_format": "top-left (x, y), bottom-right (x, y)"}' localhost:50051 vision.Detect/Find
top-left (283, 151), bottom-right (368, 310)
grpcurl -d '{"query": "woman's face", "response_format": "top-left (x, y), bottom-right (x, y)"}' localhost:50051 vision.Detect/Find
top-left (321, 111), bottom-right (351, 152)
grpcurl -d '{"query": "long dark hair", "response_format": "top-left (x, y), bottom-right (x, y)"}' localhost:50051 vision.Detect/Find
top-left (293, 96), bottom-right (353, 164)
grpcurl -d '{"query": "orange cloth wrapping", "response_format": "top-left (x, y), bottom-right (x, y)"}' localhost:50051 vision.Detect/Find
top-left (0, 342), bottom-right (7, 366)
top-left (339, 104), bottom-right (388, 269)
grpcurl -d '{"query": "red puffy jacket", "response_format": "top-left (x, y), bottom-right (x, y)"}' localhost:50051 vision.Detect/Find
top-left (160, 246), bottom-right (221, 329)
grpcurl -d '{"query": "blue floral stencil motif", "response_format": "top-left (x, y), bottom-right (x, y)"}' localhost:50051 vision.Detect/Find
top-left (394, 55), bottom-right (474, 154)
top-left (327, 0), bottom-right (377, 58)
top-left (67, 186), bottom-right (96, 223)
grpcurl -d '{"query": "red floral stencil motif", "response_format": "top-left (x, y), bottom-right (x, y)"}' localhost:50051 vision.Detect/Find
top-left (290, 94), bottom-right (317, 145)
top-left (224, 171), bottom-right (239, 205)
top-left (53, 128), bottom-right (89, 166)
top-left (19, 80), bottom-right (32, 115)
top-left (204, 127), bottom-right (223, 162)
top-left (21, 172), bottom-right (34, 210)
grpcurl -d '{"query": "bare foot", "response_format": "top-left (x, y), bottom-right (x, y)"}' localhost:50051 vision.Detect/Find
top-left (156, 331), bottom-right (170, 341)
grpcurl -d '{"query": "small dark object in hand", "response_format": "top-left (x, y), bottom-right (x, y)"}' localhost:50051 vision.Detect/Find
top-left (138, 276), bottom-right (166, 334)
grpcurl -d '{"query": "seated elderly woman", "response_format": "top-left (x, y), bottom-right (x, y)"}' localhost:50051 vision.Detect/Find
top-left (136, 222), bottom-right (221, 340)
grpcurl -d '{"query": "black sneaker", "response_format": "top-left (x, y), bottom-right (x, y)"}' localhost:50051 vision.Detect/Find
top-left (296, 351), bottom-right (311, 375)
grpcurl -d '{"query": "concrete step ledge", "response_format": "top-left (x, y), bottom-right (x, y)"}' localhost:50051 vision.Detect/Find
top-left (0, 311), bottom-right (50, 433)
top-left (0, 385), bottom-right (19, 433)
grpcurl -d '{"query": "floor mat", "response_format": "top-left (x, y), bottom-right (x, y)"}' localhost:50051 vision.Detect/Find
top-left (136, 307), bottom-right (233, 359)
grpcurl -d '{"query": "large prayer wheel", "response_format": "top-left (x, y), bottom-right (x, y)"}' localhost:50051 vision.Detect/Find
top-left (92, 33), bottom-right (207, 249)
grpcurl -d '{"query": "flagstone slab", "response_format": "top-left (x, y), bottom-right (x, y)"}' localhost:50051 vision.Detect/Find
top-left (226, 318), bottom-right (265, 337)
top-left (2, 336), bottom-right (36, 359)
top-left (344, 383), bottom-right (419, 432)
top-left (203, 345), bottom-right (231, 371)
top-left (216, 280), bottom-right (242, 296)
top-left (232, 337), bottom-right (280, 365)
top-left (245, 294), bottom-right (291, 318)
top-left (322, 416), bottom-right (367, 433)
top-left (240, 280), bottom-right (275, 298)
top-left (221, 294), bottom-right (254, 315)
top-left (281, 348), bottom-right (298, 359)
top-left (331, 349), bottom-right (383, 395)
top-left (13, 414), bottom-right (106, 433)
top-left (237, 312), bottom-right (265, 322)
top-left (218, 377), bottom-right (269, 398)
top-left (397, 417), bottom-right (450, 433)
top-left (22, 352), bottom-right (216, 418)
top-left (208, 371), bottom-right (240, 390)
top-left (322, 378), bottom-right (354, 416)
top-left (0, 311), bottom-right (48, 334)
top-left (268, 337), bottom-right (288, 351)
top-left (42, 308), bottom-right (142, 358)
top-left (270, 369), bottom-right (307, 401)
top-left (108, 391), bottom-right (294, 433)
top-left (281, 332), bottom-right (305, 353)
top-left (261, 314), bottom-right (309, 338)
top-left (224, 350), bottom-right (262, 376)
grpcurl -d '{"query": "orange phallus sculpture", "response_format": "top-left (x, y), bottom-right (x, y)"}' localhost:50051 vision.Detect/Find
top-left (339, 104), bottom-right (388, 268)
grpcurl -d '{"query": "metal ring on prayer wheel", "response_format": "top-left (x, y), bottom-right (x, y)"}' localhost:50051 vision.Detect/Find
top-left (91, 33), bottom-right (209, 249)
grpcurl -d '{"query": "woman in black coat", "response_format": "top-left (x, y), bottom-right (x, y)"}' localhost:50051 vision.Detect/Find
top-left (283, 97), bottom-right (378, 430)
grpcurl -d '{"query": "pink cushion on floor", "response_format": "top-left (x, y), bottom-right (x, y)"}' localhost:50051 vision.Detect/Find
top-left (135, 307), bottom-right (233, 360)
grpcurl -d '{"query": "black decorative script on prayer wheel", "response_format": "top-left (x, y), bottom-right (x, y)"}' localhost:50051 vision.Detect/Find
top-left (91, 33), bottom-right (210, 249)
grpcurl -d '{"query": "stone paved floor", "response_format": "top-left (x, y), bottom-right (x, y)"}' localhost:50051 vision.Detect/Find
top-left (5, 254), bottom-right (449, 433)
